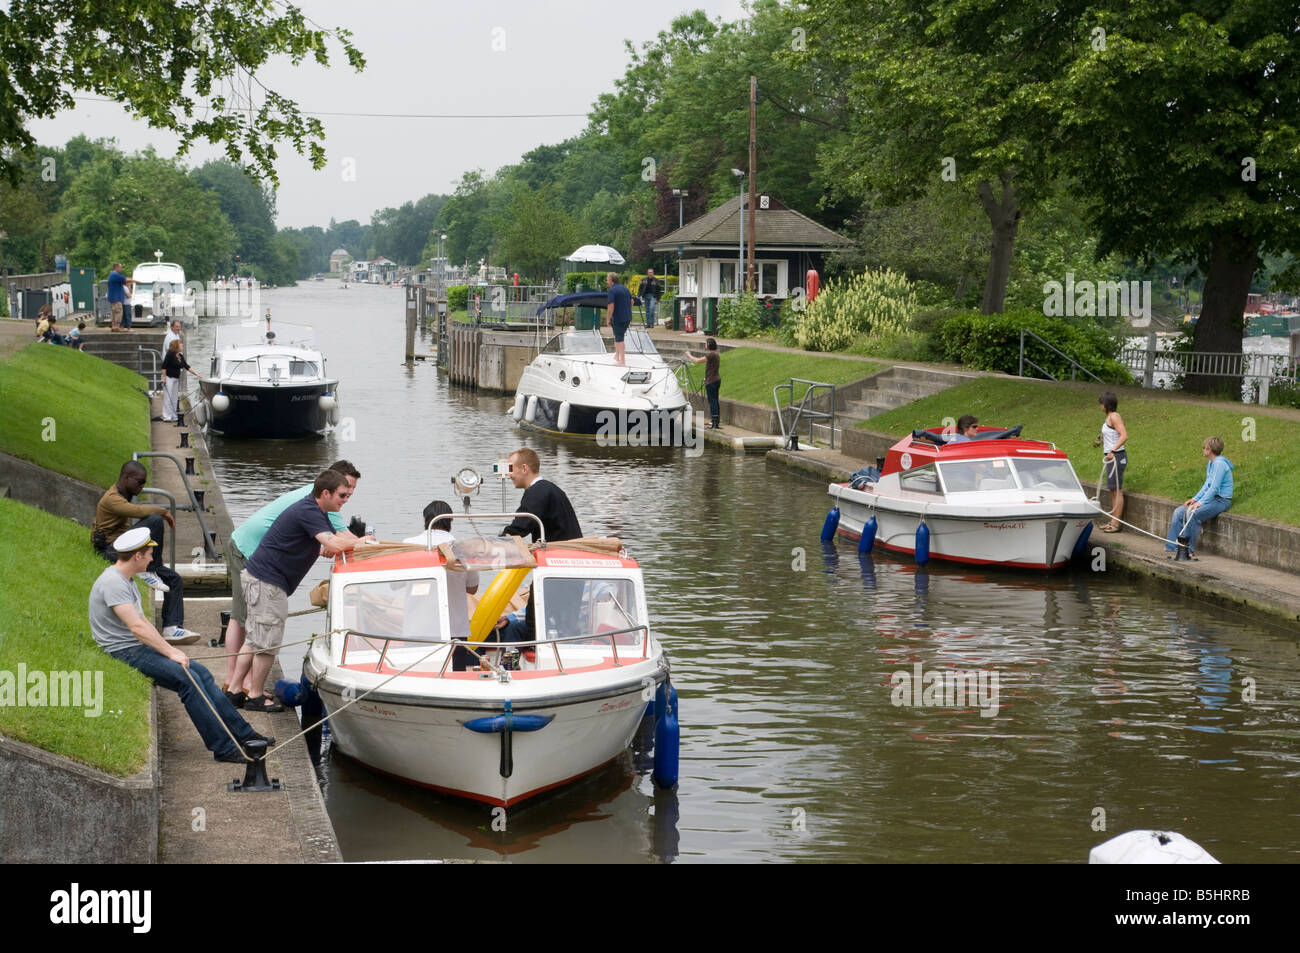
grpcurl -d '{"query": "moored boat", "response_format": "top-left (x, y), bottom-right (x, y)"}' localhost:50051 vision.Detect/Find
top-left (827, 426), bottom-right (1096, 569)
top-left (195, 319), bottom-right (339, 438)
top-left (511, 292), bottom-right (690, 442)
top-left (303, 529), bottom-right (671, 807)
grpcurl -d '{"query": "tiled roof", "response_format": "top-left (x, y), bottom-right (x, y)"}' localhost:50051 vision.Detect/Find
top-left (651, 195), bottom-right (852, 251)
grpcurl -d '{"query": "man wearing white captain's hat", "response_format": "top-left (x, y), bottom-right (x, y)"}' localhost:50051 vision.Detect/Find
top-left (89, 527), bottom-right (270, 763)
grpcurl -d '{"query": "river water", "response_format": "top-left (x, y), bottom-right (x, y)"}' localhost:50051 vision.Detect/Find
top-left (191, 282), bottom-right (1300, 863)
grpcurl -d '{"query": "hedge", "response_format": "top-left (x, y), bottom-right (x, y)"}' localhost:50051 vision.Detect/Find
top-left (936, 309), bottom-right (1132, 383)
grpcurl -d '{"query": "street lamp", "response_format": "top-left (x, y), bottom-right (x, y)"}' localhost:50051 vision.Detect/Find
top-left (671, 188), bottom-right (690, 229)
top-left (731, 169), bottom-right (745, 295)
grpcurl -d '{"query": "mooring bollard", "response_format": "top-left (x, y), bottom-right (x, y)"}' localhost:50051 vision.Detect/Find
top-left (227, 739), bottom-right (282, 793)
top-left (211, 609), bottom-right (231, 647)
top-left (179, 431), bottom-right (190, 448)
top-left (185, 456), bottom-right (195, 475)
top-left (193, 488), bottom-right (205, 509)
top-left (176, 411), bottom-right (185, 427)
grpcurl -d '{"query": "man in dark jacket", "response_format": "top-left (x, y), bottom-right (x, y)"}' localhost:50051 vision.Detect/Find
top-left (641, 268), bottom-right (663, 329)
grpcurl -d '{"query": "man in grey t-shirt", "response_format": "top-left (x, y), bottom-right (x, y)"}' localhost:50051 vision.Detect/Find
top-left (90, 527), bottom-right (270, 763)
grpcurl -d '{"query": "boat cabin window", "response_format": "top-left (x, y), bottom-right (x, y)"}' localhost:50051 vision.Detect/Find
top-left (938, 459), bottom-right (1016, 493)
top-left (221, 358), bottom-right (260, 380)
top-left (898, 463), bottom-right (942, 495)
top-left (289, 359), bottom-right (319, 377)
top-left (340, 577), bottom-right (445, 644)
top-left (623, 329), bottom-right (659, 355)
top-left (540, 576), bottom-right (643, 645)
top-left (1010, 458), bottom-right (1081, 492)
top-left (543, 330), bottom-right (606, 355)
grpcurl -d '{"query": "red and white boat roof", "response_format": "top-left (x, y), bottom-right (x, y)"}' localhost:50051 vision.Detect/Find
top-left (882, 426), bottom-right (1067, 475)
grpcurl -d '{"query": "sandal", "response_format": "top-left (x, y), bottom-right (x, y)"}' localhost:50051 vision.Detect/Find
top-left (1100, 522), bottom-right (1121, 533)
top-left (243, 694), bottom-right (283, 713)
top-left (224, 690), bottom-right (247, 707)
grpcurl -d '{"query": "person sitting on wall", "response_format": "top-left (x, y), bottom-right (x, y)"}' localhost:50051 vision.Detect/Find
top-left (1165, 436), bottom-right (1234, 560)
top-left (89, 527), bottom-right (271, 763)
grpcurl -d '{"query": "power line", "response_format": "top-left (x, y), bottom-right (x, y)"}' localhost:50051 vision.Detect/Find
top-left (71, 96), bottom-right (587, 119)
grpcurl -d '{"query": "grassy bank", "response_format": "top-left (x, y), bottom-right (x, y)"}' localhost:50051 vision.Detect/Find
top-left (0, 342), bottom-right (150, 487)
top-left (700, 347), bottom-right (884, 405)
top-left (861, 377), bottom-right (1300, 525)
top-left (0, 497), bottom-right (152, 775)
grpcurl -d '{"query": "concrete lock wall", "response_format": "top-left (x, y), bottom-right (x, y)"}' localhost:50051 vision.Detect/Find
top-left (0, 451), bottom-right (104, 527)
top-left (0, 694), bottom-right (160, 863)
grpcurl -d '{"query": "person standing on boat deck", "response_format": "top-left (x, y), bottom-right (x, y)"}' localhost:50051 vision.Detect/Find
top-left (502, 448), bottom-right (583, 644)
top-left (107, 263), bottom-right (134, 332)
top-left (89, 527), bottom-right (271, 763)
top-left (160, 339), bottom-right (191, 422)
top-left (685, 338), bottom-right (723, 429)
top-left (1097, 392), bottom-right (1128, 532)
top-left (92, 460), bottom-right (195, 644)
top-left (606, 271), bottom-right (633, 366)
top-left (221, 461), bottom-right (361, 702)
top-left (404, 500), bottom-right (483, 671)
top-left (1165, 436), bottom-right (1234, 559)
top-left (641, 268), bottom-right (663, 329)
top-left (229, 469), bottom-right (361, 713)
top-left (946, 414), bottom-right (979, 443)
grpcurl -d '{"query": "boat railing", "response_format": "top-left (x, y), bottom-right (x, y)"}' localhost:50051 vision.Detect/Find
top-left (422, 511), bottom-right (546, 546)
top-left (339, 624), bottom-right (651, 677)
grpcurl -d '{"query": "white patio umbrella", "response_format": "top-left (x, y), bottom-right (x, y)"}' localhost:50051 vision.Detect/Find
top-left (566, 244), bottom-right (626, 265)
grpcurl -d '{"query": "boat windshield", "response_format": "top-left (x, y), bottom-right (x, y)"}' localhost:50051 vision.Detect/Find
top-left (219, 356), bottom-right (320, 380)
top-left (540, 576), bottom-right (643, 645)
top-left (340, 577), bottom-right (445, 644)
top-left (1010, 457), bottom-right (1082, 492)
top-left (623, 329), bottom-right (659, 355)
top-left (213, 321), bottom-right (319, 351)
top-left (542, 330), bottom-right (606, 355)
top-left (937, 458), bottom-right (1017, 493)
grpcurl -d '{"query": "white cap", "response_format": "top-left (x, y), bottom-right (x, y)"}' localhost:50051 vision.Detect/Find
top-left (113, 526), bottom-right (158, 554)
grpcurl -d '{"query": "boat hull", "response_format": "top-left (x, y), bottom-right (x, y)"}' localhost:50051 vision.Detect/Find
top-left (198, 379), bottom-right (337, 438)
top-left (520, 394), bottom-right (690, 441)
top-left (310, 664), bottom-right (663, 806)
top-left (832, 486), bottom-right (1094, 570)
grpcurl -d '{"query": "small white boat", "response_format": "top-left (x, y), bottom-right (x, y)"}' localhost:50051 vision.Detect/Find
top-left (130, 256), bottom-right (195, 325)
top-left (303, 530), bottom-right (671, 807)
top-left (827, 426), bottom-right (1096, 569)
top-left (196, 319), bottom-right (339, 438)
top-left (512, 292), bottom-right (689, 441)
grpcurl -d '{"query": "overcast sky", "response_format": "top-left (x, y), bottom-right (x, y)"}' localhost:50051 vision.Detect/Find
top-left (28, 0), bottom-right (747, 230)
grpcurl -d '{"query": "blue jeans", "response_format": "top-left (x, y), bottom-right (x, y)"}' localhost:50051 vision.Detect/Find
top-left (111, 644), bottom-right (259, 760)
top-left (1165, 496), bottom-right (1231, 553)
top-left (705, 381), bottom-right (721, 423)
top-left (644, 296), bottom-right (657, 328)
top-left (97, 514), bottom-right (185, 629)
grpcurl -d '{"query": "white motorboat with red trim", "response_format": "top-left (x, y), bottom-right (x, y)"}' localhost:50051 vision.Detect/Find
top-left (825, 426), bottom-right (1096, 569)
top-left (302, 523), bottom-right (672, 807)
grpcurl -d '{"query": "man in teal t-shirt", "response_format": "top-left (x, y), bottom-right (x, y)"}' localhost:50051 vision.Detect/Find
top-left (221, 460), bottom-right (361, 702)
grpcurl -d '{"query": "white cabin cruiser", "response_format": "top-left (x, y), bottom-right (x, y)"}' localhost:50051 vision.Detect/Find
top-left (195, 319), bottom-right (339, 438)
top-left (511, 293), bottom-right (689, 440)
top-left (131, 256), bottom-right (195, 325)
top-left (302, 528), bottom-right (672, 807)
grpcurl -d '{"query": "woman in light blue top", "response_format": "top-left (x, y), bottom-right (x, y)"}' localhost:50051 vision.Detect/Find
top-left (1165, 436), bottom-right (1234, 559)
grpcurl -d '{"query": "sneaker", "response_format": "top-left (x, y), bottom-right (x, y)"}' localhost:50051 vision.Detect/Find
top-left (163, 628), bottom-right (200, 645)
top-left (137, 571), bottom-right (169, 593)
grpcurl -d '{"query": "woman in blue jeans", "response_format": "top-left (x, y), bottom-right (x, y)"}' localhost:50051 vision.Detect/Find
top-left (1166, 436), bottom-right (1234, 559)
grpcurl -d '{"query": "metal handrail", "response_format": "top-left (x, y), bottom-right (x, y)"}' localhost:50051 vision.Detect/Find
top-left (132, 451), bottom-right (219, 557)
top-left (337, 624), bottom-right (651, 678)
top-left (135, 487), bottom-right (177, 569)
top-left (773, 378), bottom-right (836, 450)
top-left (137, 346), bottom-right (163, 393)
top-left (1116, 346), bottom-right (1298, 380)
top-left (1018, 329), bottom-right (1105, 384)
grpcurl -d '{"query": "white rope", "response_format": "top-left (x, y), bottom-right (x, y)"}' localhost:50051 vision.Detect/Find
top-left (1082, 498), bottom-right (1172, 546)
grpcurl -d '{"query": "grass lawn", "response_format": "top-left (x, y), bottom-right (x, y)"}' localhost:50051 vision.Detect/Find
top-left (0, 341), bottom-right (151, 487)
top-left (0, 498), bottom-right (152, 775)
top-left (693, 346), bottom-right (885, 406)
top-left (861, 376), bottom-right (1300, 525)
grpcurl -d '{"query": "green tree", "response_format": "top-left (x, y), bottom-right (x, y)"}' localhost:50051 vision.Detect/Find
top-left (52, 148), bottom-right (235, 279)
top-left (370, 194), bottom-right (447, 266)
top-left (192, 160), bottom-right (275, 266)
top-left (0, 0), bottom-right (364, 186)
top-left (493, 184), bottom-right (581, 280)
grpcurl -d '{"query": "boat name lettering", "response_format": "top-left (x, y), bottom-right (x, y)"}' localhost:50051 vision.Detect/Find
top-left (545, 557), bottom-right (622, 568)
top-left (983, 521), bottom-right (1027, 531)
top-left (598, 697), bottom-right (635, 713)
top-left (356, 702), bottom-right (397, 717)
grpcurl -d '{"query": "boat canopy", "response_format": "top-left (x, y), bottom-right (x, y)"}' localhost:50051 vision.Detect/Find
top-left (534, 291), bottom-right (644, 315)
top-left (542, 329), bottom-right (606, 355)
top-left (213, 320), bottom-right (319, 351)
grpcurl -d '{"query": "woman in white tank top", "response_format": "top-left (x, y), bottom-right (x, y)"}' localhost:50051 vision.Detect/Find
top-left (1097, 392), bottom-right (1128, 532)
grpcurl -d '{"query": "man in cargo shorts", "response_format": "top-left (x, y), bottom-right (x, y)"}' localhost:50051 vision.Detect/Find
top-left (107, 263), bottom-right (134, 332)
top-left (221, 460), bottom-right (361, 702)
top-left (228, 469), bottom-right (360, 712)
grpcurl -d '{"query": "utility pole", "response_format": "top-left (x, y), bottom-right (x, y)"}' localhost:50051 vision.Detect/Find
top-left (747, 75), bottom-right (757, 293)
